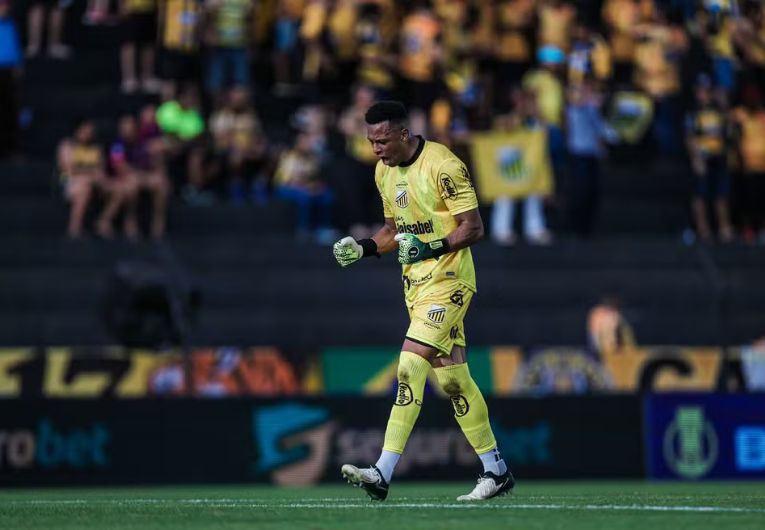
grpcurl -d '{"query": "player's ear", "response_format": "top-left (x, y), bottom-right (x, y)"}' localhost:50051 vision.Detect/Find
top-left (401, 128), bottom-right (409, 142)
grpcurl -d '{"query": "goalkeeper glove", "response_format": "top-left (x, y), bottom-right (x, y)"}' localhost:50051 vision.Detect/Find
top-left (333, 236), bottom-right (379, 267)
top-left (394, 233), bottom-right (450, 265)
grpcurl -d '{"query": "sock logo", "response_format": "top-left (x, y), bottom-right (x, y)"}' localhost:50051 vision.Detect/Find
top-left (394, 382), bottom-right (413, 406)
top-left (450, 395), bottom-right (470, 417)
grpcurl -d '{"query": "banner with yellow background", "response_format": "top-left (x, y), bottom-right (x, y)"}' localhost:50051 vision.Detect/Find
top-left (469, 129), bottom-right (554, 202)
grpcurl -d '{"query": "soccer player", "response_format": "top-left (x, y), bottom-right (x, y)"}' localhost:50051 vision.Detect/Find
top-left (332, 101), bottom-right (514, 501)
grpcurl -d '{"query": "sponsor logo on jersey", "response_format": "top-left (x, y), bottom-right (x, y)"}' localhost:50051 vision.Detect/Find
top-left (402, 273), bottom-right (432, 290)
top-left (395, 189), bottom-right (409, 208)
top-left (396, 219), bottom-right (434, 235)
top-left (427, 304), bottom-right (446, 324)
top-left (439, 173), bottom-right (458, 199)
top-left (449, 326), bottom-right (459, 339)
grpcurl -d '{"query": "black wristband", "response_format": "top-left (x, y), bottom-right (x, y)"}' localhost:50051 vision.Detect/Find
top-left (428, 238), bottom-right (450, 258)
top-left (358, 238), bottom-right (380, 258)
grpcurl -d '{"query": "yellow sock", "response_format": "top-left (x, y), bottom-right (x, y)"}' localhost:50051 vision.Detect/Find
top-left (434, 363), bottom-right (497, 454)
top-left (382, 351), bottom-right (431, 454)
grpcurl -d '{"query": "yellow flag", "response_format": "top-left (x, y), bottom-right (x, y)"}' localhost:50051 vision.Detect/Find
top-left (469, 128), bottom-right (554, 202)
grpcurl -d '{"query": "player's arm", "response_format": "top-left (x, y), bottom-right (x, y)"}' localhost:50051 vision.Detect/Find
top-left (444, 207), bottom-right (484, 252)
top-left (372, 217), bottom-right (399, 254)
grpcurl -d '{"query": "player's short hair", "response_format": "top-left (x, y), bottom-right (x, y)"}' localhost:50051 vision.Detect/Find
top-left (365, 101), bottom-right (408, 129)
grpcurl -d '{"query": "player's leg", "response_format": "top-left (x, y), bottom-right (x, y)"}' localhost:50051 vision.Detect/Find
top-left (429, 286), bottom-right (515, 501)
top-left (342, 340), bottom-right (435, 500)
top-left (433, 346), bottom-right (514, 500)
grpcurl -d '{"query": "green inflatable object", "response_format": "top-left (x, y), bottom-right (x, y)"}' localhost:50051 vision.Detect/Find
top-left (177, 111), bottom-right (204, 140)
top-left (156, 101), bottom-right (182, 134)
top-left (155, 101), bottom-right (204, 139)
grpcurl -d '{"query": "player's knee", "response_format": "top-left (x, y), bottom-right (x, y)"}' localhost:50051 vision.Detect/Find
top-left (396, 350), bottom-right (429, 383)
top-left (396, 363), bottom-right (410, 383)
top-left (439, 379), bottom-right (462, 396)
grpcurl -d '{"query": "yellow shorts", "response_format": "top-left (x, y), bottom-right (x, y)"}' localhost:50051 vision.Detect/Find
top-left (405, 280), bottom-right (474, 356)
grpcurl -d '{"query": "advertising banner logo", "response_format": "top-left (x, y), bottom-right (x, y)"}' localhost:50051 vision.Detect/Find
top-left (645, 394), bottom-right (765, 479)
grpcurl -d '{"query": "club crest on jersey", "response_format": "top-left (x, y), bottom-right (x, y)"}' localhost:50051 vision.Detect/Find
top-left (395, 189), bottom-right (409, 208)
top-left (427, 304), bottom-right (446, 324)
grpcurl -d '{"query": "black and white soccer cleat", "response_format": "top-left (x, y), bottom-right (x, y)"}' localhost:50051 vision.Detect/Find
top-left (341, 464), bottom-right (390, 501)
top-left (456, 470), bottom-right (515, 501)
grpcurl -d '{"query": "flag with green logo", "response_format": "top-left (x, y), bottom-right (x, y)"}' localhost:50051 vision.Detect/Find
top-left (469, 128), bottom-right (554, 202)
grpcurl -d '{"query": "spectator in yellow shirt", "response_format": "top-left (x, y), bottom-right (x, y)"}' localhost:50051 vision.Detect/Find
top-left (523, 45), bottom-right (566, 186)
top-left (732, 85), bottom-right (765, 242)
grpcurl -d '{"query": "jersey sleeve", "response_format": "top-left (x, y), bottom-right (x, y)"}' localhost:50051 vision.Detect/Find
top-left (436, 157), bottom-right (478, 216)
top-left (375, 162), bottom-right (394, 218)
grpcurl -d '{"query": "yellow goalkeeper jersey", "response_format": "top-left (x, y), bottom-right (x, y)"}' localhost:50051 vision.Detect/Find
top-left (375, 138), bottom-right (478, 295)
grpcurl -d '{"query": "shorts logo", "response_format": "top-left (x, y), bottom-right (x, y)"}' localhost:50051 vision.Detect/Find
top-left (427, 304), bottom-right (446, 324)
top-left (394, 382), bottom-right (413, 406)
top-left (449, 290), bottom-right (464, 307)
top-left (449, 326), bottom-right (459, 339)
top-left (450, 395), bottom-right (470, 417)
top-left (395, 190), bottom-right (409, 208)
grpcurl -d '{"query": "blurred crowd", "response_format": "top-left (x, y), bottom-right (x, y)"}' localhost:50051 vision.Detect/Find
top-left (2, 0), bottom-right (765, 243)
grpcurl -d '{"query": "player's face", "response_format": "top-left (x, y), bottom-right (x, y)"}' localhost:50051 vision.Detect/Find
top-left (367, 121), bottom-right (409, 166)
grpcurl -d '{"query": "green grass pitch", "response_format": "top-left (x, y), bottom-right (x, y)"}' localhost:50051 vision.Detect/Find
top-left (2, 482), bottom-right (764, 530)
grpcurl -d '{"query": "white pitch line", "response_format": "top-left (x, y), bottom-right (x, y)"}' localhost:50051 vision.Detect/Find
top-left (3, 500), bottom-right (764, 514)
